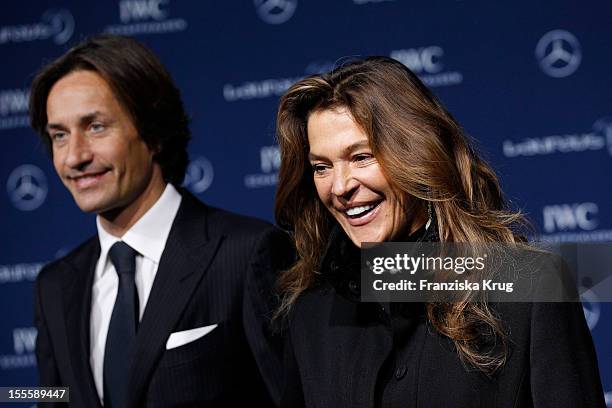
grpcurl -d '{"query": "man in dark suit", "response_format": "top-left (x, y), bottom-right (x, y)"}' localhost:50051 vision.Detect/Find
top-left (29, 35), bottom-right (293, 407)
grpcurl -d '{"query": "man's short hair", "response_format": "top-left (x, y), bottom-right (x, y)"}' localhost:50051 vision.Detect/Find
top-left (30, 34), bottom-right (191, 185)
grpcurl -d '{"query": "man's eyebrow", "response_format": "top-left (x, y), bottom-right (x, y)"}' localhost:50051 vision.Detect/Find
top-left (45, 111), bottom-right (104, 132)
top-left (45, 122), bottom-right (67, 132)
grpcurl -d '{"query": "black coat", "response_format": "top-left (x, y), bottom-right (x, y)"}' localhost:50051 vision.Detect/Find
top-left (281, 227), bottom-right (605, 408)
top-left (34, 190), bottom-right (295, 407)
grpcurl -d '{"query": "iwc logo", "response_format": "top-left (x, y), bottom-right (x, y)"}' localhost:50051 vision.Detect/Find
top-left (254, 0), bottom-right (297, 24)
top-left (105, 0), bottom-right (188, 36)
top-left (6, 164), bottom-right (48, 211)
top-left (0, 327), bottom-right (37, 370)
top-left (535, 29), bottom-right (581, 78)
top-left (244, 145), bottom-right (280, 188)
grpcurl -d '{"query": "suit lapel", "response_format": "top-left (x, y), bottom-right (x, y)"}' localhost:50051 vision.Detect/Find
top-left (127, 194), bottom-right (223, 407)
top-left (62, 239), bottom-right (103, 408)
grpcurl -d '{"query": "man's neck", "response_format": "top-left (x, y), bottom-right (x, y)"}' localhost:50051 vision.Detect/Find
top-left (98, 177), bottom-right (167, 238)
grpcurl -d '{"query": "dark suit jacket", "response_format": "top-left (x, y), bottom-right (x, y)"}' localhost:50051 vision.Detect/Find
top-left (281, 228), bottom-right (605, 408)
top-left (34, 190), bottom-right (294, 407)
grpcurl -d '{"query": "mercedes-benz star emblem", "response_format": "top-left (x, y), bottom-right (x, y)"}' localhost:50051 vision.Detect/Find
top-left (535, 29), bottom-right (581, 78)
top-left (6, 164), bottom-right (48, 211)
top-left (254, 0), bottom-right (297, 24)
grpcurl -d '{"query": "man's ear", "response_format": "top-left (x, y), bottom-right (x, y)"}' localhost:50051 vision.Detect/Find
top-left (149, 142), bottom-right (162, 156)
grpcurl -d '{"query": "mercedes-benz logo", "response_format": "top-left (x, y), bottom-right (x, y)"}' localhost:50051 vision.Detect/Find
top-left (580, 288), bottom-right (600, 331)
top-left (6, 164), bottom-right (48, 211)
top-left (42, 9), bottom-right (75, 45)
top-left (183, 156), bottom-right (214, 194)
top-left (254, 0), bottom-right (297, 25)
top-left (535, 29), bottom-right (581, 78)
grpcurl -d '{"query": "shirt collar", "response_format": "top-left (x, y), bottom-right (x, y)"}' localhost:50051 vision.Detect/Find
top-left (96, 183), bottom-right (182, 277)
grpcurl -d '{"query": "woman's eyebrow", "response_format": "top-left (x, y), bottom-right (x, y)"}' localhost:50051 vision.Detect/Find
top-left (308, 140), bottom-right (370, 161)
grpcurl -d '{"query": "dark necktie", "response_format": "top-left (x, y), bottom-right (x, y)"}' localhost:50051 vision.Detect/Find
top-left (103, 241), bottom-right (139, 408)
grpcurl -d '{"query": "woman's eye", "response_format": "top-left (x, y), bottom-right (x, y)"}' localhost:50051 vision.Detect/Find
top-left (354, 153), bottom-right (373, 162)
top-left (312, 164), bottom-right (329, 175)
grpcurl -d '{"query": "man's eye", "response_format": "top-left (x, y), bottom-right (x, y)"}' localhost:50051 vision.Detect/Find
top-left (51, 132), bottom-right (66, 143)
top-left (90, 123), bottom-right (105, 132)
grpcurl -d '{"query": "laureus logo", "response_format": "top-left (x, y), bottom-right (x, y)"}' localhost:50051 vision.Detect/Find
top-left (42, 9), bottom-right (75, 45)
top-left (183, 156), bottom-right (214, 194)
top-left (0, 8), bottom-right (74, 45)
top-left (592, 117), bottom-right (612, 157)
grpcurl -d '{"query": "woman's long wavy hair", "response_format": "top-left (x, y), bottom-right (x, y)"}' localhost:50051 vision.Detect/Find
top-left (275, 56), bottom-right (528, 376)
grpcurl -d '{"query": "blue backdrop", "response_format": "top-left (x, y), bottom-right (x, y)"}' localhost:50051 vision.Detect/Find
top-left (1, 1), bottom-right (611, 406)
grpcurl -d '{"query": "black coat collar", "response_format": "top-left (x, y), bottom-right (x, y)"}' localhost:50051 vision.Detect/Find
top-left (320, 218), bottom-right (437, 302)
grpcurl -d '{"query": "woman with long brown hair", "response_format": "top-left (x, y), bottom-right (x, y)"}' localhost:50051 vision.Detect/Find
top-left (275, 57), bottom-right (604, 407)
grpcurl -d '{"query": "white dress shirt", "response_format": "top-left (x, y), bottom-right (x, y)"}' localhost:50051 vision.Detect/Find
top-left (89, 183), bottom-right (182, 403)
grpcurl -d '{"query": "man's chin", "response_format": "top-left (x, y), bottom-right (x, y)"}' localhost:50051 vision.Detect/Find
top-left (72, 197), bottom-right (114, 215)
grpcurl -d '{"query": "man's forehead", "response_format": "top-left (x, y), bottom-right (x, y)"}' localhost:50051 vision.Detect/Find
top-left (46, 71), bottom-right (119, 122)
top-left (48, 71), bottom-right (112, 101)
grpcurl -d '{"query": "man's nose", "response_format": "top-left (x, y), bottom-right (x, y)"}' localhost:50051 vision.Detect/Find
top-left (65, 132), bottom-right (93, 169)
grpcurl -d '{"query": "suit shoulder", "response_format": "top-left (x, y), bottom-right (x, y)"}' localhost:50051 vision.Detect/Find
top-left (180, 189), bottom-right (285, 239)
top-left (36, 236), bottom-right (98, 285)
top-left (206, 206), bottom-right (282, 238)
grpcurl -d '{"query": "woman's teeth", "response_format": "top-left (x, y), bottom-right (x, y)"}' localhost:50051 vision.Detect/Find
top-left (345, 201), bottom-right (380, 217)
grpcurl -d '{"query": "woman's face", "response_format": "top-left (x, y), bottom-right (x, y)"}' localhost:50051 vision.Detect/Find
top-left (307, 107), bottom-right (410, 247)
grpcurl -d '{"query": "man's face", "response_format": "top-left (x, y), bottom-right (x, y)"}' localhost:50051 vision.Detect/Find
top-left (46, 70), bottom-right (160, 215)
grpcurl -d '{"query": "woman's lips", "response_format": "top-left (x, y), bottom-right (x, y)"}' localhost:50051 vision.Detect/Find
top-left (342, 200), bottom-right (383, 226)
